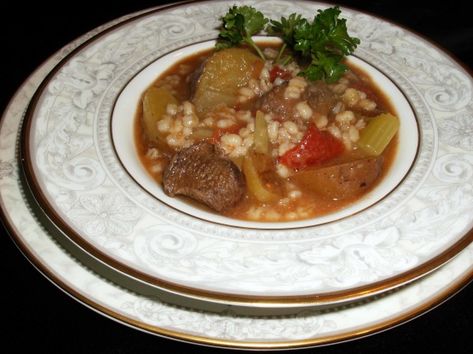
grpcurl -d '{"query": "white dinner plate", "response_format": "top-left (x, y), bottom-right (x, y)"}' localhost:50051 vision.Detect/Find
top-left (1, 2), bottom-right (473, 349)
top-left (18, 0), bottom-right (473, 307)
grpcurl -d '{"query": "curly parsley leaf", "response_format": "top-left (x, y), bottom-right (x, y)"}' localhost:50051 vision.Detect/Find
top-left (298, 6), bottom-right (359, 56)
top-left (268, 13), bottom-right (307, 47)
top-left (270, 6), bottom-right (360, 83)
top-left (301, 52), bottom-right (347, 82)
top-left (216, 5), bottom-right (360, 83)
top-left (216, 5), bottom-right (269, 60)
top-left (267, 13), bottom-right (307, 63)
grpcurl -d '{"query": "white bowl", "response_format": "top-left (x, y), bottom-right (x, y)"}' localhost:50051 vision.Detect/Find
top-left (112, 38), bottom-right (418, 229)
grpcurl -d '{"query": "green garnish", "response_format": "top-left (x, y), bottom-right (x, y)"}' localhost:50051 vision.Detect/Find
top-left (268, 13), bottom-right (305, 48)
top-left (215, 5), bottom-right (269, 60)
top-left (267, 13), bottom-right (305, 63)
top-left (216, 5), bottom-right (360, 83)
top-left (271, 6), bottom-right (360, 83)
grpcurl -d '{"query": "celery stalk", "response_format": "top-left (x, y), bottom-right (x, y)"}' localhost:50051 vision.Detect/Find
top-left (357, 113), bottom-right (399, 156)
top-left (242, 154), bottom-right (278, 203)
top-left (254, 110), bottom-right (270, 154)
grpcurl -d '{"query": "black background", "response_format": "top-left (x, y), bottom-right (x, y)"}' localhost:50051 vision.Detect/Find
top-left (1, 1), bottom-right (472, 353)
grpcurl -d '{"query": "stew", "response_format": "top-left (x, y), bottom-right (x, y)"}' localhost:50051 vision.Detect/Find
top-left (134, 43), bottom-right (398, 222)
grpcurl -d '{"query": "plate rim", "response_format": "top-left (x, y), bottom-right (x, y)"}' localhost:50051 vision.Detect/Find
top-left (17, 0), bottom-right (473, 307)
top-left (2, 188), bottom-right (473, 349)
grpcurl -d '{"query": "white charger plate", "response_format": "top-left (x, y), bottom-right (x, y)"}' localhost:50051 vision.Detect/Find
top-left (18, 0), bottom-right (473, 307)
top-left (1, 2), bottom-right (473, 349)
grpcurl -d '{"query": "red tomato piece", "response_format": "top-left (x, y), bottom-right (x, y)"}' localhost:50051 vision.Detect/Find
top-left (279, 124), bottom-right (344, 170)
top-left (269, 65), bottom-right (292, 82)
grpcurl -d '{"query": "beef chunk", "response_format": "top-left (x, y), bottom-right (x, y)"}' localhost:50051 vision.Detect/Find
top-left (303, 81), bottom-right (337, 115)
top-left (258, 81), bottom-right (337, 120)
top-left (163, 142), bottom-right (245, 212)
top-left (257, 83), bottom-right (298, 120)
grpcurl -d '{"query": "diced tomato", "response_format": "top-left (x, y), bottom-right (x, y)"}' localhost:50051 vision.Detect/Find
top-left (279, 124), bottom-right (344, 170)
top-left (269, 65), bottom-right (292, 82)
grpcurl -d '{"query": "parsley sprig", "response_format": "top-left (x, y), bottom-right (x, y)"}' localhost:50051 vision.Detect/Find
top-left (216, 5), bottom-right (360, 83)
top-left (215, 5), bottom-right (268, 60)
top-left (270, 6), bottom-right (360, 83)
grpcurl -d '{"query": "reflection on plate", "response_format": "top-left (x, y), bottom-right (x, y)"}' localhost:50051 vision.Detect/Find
top-left (18, 0), bottom-right (473, 306)
top-left (1, 1), bottom-right (473, 349)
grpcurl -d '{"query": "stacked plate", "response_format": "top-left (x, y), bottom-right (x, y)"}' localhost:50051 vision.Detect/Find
top-left (2, 0), bottom-right (473, 349)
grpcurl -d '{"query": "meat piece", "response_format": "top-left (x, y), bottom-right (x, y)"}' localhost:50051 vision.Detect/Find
top-left (163, 142), bottom-right (245, 212)
top-left (257, 83), bottom-right (298, 120)
top-left (303, 81), bottom-right (337, 115)
top-left (258, 80), bottom-right (337, 120)
top-left (290, 157), bottom-right (384, 200)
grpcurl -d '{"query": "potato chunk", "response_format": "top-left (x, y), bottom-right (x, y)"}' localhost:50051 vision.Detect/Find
top-left (142, 86), bottom-right (178, 143)
top-left (192, 48), bottom-right (263, 116)
top-left (290, 157), bottom-right (383, 200)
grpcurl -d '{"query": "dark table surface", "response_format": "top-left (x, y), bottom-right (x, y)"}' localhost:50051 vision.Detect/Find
top-left (1, 1), bottom-right (472, 353)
